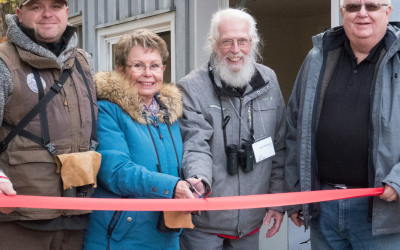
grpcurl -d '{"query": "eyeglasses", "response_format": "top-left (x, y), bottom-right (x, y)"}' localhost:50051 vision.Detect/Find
top-left (343, 2), bottom-right (388, 12)
top-left (125, 62), bottom-right (164, 73)
top-left (218, 38), bottom-right (252, 49)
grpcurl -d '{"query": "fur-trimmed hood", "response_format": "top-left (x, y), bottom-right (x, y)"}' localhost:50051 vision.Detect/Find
top-left (95, 71), bottom-right (182, 124)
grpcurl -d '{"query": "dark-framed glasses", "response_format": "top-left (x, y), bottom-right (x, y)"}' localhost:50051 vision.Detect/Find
top-left (343, 2), bottom-right (388, 12)
top-left (125, 62), bottom-right (164, 73)
top-left (219, 38), bottom-right (252, 49)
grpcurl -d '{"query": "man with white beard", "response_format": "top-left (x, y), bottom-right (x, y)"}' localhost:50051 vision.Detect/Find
top-left (177, 8), bottom-right (287, 250)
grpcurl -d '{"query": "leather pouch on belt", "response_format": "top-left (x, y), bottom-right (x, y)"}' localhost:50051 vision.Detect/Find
top-left (164, 211), bottom-right (195, 229)
top-left (55, 151), bottom-right (101, 191)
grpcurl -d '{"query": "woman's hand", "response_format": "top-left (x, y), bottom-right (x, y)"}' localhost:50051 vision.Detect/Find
top-left (174, 180), bottom-right (200, 214)
top-left (174, 181), bottom-right (195, 199)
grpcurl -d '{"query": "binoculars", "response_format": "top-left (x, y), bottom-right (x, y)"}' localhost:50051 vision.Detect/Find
top-left (226, 143), bottom-right (254, 175)
top-left (157, 212), bottom-right (181, 232)
top-left (62, 185), bottom-right (93, 198)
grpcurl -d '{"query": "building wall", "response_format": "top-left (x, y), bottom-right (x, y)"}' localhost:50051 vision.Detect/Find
top-left (68, 0), bottom-right (175, 72)
top-left (68, 0), bottom-right (230, 82)
top-left (391, 1), bottom-right (400, 22)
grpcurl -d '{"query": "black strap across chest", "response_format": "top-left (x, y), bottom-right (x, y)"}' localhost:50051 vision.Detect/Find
top-left (207, 62), bottom-right (255, 153)
top-left (142, 93), bottom-right (181, 178)
top-left (0, 58), bottom-right (98, 156)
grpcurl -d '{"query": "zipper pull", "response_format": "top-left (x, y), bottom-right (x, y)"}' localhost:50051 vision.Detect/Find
top-left (240, 97), bottom-right (244, 114)
top-left (248, 105), bottom-right (252, 129)
top-left (154, 119), bottom-right (163, 140)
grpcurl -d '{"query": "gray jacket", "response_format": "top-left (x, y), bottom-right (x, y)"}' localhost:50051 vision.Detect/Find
top-left (285, 25), bottom-right (400, 236)
top-left (178, 62), bottom-right (286, 237)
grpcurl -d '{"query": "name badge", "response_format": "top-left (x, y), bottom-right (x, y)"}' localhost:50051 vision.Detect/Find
top-left (252, 137), bottom-right (275, 163)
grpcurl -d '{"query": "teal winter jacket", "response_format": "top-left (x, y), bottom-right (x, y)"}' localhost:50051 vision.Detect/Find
top-left (83, 71), bottom-right (183, 250)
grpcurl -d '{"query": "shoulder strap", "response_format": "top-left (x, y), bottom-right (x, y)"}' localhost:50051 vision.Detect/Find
top-left (143, 111), bottom-right (162, 173)
top-left (154, 93), bottom-right (182, 178)
top-left (32, 67), bottom-right (58, 156)
top-left (208, 62), bottom-right (229, 155)
top-left (74, 58), bottom-right (99, 151)
top-left (0, 67), bottom-right (73, 155)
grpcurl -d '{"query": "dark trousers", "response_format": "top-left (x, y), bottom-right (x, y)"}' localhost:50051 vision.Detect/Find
top-left (0, 222), bottom-right (84, 250)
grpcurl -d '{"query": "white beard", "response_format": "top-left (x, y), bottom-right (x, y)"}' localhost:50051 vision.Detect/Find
top-left (212, 51), bottom-right (256, 88)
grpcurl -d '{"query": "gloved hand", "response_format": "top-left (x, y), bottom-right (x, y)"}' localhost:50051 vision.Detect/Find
top-left (0, 174), bottom-right (16, 214)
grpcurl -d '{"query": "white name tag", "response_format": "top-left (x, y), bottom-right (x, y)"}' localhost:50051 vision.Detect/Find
top-left (252, 137), bottom-right (275, 163)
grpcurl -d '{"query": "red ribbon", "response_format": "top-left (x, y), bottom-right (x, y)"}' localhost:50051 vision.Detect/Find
top-left (0, 188), bottom-right (384, 211)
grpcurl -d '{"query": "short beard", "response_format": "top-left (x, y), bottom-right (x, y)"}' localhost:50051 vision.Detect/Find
top-left (211, 50), bottom-right (256, 88)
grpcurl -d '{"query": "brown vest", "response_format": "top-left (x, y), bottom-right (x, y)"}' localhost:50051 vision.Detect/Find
top-left (0, 42), bottom-right (97, 221)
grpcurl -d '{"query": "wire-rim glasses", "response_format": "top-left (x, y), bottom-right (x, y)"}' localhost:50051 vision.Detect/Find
top-left (218, 38), bottom-right (252, 49)
top-left (125, 62), bottom-right (164, 73)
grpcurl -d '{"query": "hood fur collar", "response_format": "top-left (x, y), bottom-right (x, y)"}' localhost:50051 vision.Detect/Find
top-left (95, 71), bottom-right (182, 124)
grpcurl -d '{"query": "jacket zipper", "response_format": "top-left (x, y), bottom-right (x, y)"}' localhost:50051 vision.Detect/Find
top-left (307, 36), bottom-right (328, 227)
top-left (106, 196), bottom-right (128, 250)
top-left (247, 105), bottom-right (252, 132)
top-left (238, 97), bottom-right (243, 148)
top-left (153, 119), bottom-right (163, 140)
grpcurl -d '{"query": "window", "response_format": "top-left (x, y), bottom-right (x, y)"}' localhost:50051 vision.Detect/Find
top-left (97, 11), bottom-right (176, 82)
top-left (157, 31), bottom-right (171, 83)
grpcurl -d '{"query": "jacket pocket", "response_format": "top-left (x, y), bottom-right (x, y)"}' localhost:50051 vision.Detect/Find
top-left (6, 150), bottom-right (64, 218)
top-left (208, 105), bottom-right (230, 116)
top-left (110, 211), bottom-right (137, 241)
top-left (252, 98), bottom-right (278, 139)
top-left (206, 104), bottom-right (233, 144)
top-left (8, 150), bottom-right (55, 165)
top-left (254, 98), bottom-right (278, 111)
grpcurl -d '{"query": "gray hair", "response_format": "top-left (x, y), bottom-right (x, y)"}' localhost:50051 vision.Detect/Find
top-left (204, 8), bottom-right (262, 60)
top-left (340, 0), bottom-right (391, 7)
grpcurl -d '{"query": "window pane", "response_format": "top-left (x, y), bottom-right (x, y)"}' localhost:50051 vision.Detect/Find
top-left (112, 43), bottom-right (116, 70)
top-left (76, 25), bottom-right (83, 49)
top-left (157, 31), bottom-right (171, 83)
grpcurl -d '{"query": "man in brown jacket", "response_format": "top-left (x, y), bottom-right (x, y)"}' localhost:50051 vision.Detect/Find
top-left (0, 0), bottom-right (97, 249)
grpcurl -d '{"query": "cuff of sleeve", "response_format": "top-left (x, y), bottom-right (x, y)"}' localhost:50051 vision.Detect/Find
top-left (0, 170), bottom-right (11, 185)
top-left (148, 172), bottom-right (180, 199)
top-left (382, 180), bottom-right (400, 201)
top-left (267, 207), bottom-right (285, 214)
top-left (172, 180), bottom-right (180, 198)
top-left (286, 204), bottom-right (303, 217)
top-left (196, 175), bottom-right (212, 197)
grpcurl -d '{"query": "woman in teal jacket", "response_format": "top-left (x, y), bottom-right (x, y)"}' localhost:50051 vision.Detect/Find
top-left (83, 29), bottom-right (202, 250)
